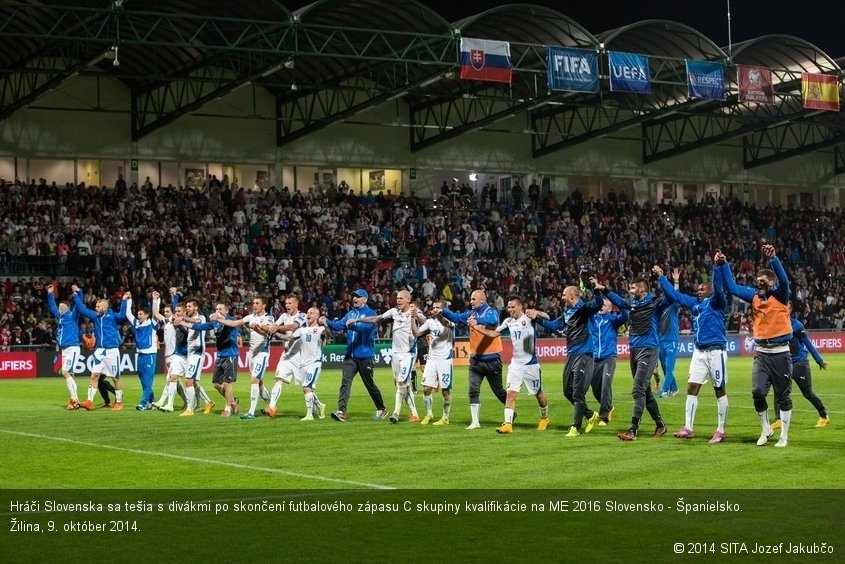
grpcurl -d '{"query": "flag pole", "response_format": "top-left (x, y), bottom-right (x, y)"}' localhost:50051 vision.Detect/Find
top-left (726, 0), bottom-right (733, 62)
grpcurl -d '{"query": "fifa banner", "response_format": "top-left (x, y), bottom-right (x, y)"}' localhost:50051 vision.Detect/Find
top-left (14, 332), bottom-right (845, 378)
top-left (802, 72), bottom-right (840, 111)
top-left (686, 59), bottom-right (724, 100)
top-left (608, 51), bottom-right (651, 93)
top-left (737, 65), bottom-right (774, 104)
top-left (546, 46), bottom-right (599, 93)
top-left (459, 38), bottom-right (512, 84)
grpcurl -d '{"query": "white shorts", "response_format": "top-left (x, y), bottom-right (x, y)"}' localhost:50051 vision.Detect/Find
top-left (168, 355), bottom-right (189, 378)
top-left (187, 353), bottom-right (203, 381)
top-left (61, 346), bottom-right (81, 376)
top-left (506, 363), bottom-right (542, 395)
top-left (688, 348), bottom-right (728, 388)
top-left (421, 357), bottom-right (452, 390)
top-left (391, 351), bottom-right (417, 385)
top-left (275, 357), bottom-right (297, 383)
top-left (92, 348), bottom-right (120, 378)
top-left (249, 351), bottom-right (269, 380)
top-left (293, 362), bottom-right (322, 389)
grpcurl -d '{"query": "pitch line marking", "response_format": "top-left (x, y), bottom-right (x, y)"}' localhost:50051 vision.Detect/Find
top-left (0, 430), bottom-right (393, 490)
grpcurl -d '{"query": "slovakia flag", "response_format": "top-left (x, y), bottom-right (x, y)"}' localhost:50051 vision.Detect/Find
top-left (459, 38), bottom-right (512, 84)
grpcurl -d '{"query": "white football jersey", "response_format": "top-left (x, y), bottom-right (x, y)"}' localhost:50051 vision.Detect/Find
top-left (241, 313), bottom-right (275, 354)
top-left (379, 307), bottom-right (419, 354)
top-left (417, 317), bottom-right (453, 360)
top-left (496, 314), bottom-right (538, 366)
top-left (276, 311), bottom-right (307, 359)
top-left (291, 325), bottom-right (325, 364)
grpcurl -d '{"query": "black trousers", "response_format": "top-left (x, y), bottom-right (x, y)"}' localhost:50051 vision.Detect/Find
top-left (468, 356), bottom-right (506, 405)
top-left (337, 358), bottom-right (385, 413)
top-left (752, 351), bottom-right (792, 413)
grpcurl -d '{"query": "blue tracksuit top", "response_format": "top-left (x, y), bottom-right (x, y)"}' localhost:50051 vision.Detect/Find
top-left (590, 309), bottom-right (629, 361)
top-left (719, 257), bottom-right (791, 345)
top-left (538, 292), bottom-right (603, 355)
top-left (73, 292), bottom-right (128, 349)
top-left (326, 304), bottom-right (377, 359)
top-left (658, 268), bottom-right (728, 349)
top-left (192, 315), bottom-right (240, 357)
top-left (658, 303), bottom-right (680, 345)
top-left (125, 299), bottom-right (158, 354)
top-left (47, 292), bottom-right (80, 348)
top-left (606, 290), bottom-right (669, 349)
top-left (789, 318), bottom-right (823, 364)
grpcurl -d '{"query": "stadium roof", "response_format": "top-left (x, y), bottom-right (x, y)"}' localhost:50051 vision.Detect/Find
top-left (0, 1), bottom-right (842, 169)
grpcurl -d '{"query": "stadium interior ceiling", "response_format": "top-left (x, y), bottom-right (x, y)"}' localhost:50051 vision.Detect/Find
top-left (1, 0), bottom-right (845, 191)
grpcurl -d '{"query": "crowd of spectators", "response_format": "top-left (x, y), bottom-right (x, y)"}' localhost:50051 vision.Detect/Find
top-left (1, 175), bottom-right (844, 349)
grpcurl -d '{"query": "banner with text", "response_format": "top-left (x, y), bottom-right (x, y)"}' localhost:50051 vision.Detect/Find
top-left (7, 332), bottom-right (845, 378)
top-left (546, 46), bottom-right (599, 93)
top-left (608, 51), bottom-right (651, 93)
top-left (737, 65), bottom-right (774, 104)
top-left (0, 352), bottom-right (37, 378)
top-left (686, 59), bottom-right (724, 100)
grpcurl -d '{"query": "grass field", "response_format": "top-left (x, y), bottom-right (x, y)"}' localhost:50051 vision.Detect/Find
top-left (2, 355), bottom-right (843, 490)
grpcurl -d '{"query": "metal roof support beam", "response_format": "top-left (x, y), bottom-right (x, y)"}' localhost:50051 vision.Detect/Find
top-left (0, 6), bottom-right (115, 121)
top-left (833, 145), bottom-right (845, 175)
top-left (743, 121), bottom-right (845, 169)
top-left (640, 97), bottom-right (812, 164)
top-left (275, 66), bottom-right (453, 148)
top-left (131, 48), bottom-right (294, 140)
top-left (409, 91), bottom-right (568, 153)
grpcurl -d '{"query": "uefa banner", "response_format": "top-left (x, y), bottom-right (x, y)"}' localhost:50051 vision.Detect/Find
top-left (546, 46), bottom-right (599, 93)
top-left (8, 333), bottom-right (845, 378)
top-left (608, 51), bottom-right (651, 93)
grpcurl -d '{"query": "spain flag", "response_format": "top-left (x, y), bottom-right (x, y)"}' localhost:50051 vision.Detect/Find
top-left (801, 72), bottom-right (840, 111)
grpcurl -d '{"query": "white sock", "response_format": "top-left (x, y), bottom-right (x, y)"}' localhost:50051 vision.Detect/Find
top-left (260, 384), bottom-right (271, 403)
top-left (504, 407), bottom-right (514, 424)
top-left (716, 395), bottom-right (728, 433)
top-left (393, 387), bottom-right (403, 416)
top-left (404, 386), bottom-right (418, 416)
top-left (756, 410), bottom-right (771, 432)
top-left (87, 385), bottom-right (97, 402)
top-left (196, 384), bottom-right (212, 405)
top-left (312, 393), bottom-right (323, 413)
top-left (248, 383), bottom-right (259, 415)
top-left (685, 395), bottom-right (698, 430)
top-left (184, 387), bottom-right (196, 411)
top-left (115, 389), bottom-right (123, 403)
top-left (65, 377), bottom-right (78, 401)
top-left (470, 403), bottom-right (480, 425)
top-left (779, 409), bottom-right (791, 440)
top-left (304, 392), bottom-right (314, 416)
top-left (270, 380), bottom-right (282, 408)
top-left (165, 381), bottom-right (177, 409)
top-left (539, 404), bottom-right (548, 419)
top-left (443, 396), bottom-right (451, 419)
top-left (424, 394), bottom-right (433, 417)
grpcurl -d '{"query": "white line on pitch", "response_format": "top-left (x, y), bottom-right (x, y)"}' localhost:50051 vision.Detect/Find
top-left (0, 430), bottom-right (393, 490)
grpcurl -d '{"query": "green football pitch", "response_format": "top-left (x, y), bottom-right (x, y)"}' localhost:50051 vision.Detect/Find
top-left (1, 355), bottom-right (843, 490)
